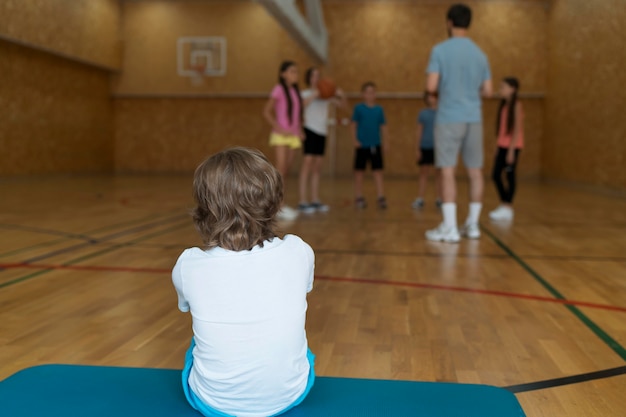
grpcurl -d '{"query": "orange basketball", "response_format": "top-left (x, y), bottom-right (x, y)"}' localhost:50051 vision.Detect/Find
top-left (317, 78), bottom-right (337, 99)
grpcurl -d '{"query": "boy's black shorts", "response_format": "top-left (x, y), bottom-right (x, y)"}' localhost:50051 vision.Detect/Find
top-left (303, 128), bottom-right (327, 156)
top-left (354, 146), bottom-right (383, 171)
top-left (417, 148), bottom-right (435, 166)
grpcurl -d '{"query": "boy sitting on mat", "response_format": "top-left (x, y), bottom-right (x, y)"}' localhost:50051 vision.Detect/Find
top-left (172, 147), bottom-right (316, 417)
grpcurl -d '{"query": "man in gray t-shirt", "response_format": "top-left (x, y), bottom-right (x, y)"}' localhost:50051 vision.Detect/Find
top-left (424, 3), bottom-right (492, 243)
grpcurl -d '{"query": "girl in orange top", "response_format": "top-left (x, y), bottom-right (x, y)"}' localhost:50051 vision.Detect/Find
top-left (489, 77), bottom-right (523, 221)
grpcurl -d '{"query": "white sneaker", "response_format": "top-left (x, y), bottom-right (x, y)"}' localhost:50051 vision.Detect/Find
top-left (425, 223), bottom-right (461, 243)
top-left (489, 206), bottom-right (513, 221)
top-left (310, 201), bottom-right (330, 213)
top-left (461, 223), bottom-right (481, 239)
top-left (297, 203), bottom-right (316, 214)
top-left (277, 206), bottom-right (299, 221)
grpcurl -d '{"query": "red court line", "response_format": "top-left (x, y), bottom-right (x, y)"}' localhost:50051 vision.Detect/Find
top-left (2, 262), bottom-right (625, 313)
top-left (315, 275), bottom-right (626, 313)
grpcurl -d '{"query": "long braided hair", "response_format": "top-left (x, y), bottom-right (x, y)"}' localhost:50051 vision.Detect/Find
top-left (496, 77), bottom-right (519, 135)
top-left (278, 61), bottom-right (303, 126)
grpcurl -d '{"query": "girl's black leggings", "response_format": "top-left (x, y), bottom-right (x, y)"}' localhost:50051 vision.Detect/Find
top-left (492, 147), bottom-right (521, 204)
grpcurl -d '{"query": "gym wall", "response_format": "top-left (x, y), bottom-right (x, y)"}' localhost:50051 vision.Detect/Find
top-left (0, 0), bottom-right (121, 175)
top-left (3, 0), bottom-right (623, 191)
top-left (544, 0), bottom-right (626, 189)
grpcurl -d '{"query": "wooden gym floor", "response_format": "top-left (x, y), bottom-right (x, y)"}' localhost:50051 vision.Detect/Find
top-left (0, 175), bottom-right (625, 416)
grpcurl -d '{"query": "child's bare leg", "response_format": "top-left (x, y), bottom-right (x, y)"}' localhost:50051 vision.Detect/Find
top-left (310, 156), bottom-right (324, 202)
top-left (373, 170), bottom-right (385, 198)
top-left (418, 165), bottom-right (431, 199)
top-left (354, 170), bottom-right (365, 198)
top-left (286, 147), bottom-right (296, 172)
top-left (299, 155), bottom-right (313, 203)
top-left (274, 146), bottom-right (290, 179)
top-left (440, 166), bottom-right (456, 203)
top-left (275, 146), bottom-right (296, 200)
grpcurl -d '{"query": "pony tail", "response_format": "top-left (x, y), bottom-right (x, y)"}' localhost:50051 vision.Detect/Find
top-left (277, 60), bottom-right (298, 126)
top-left (502, 77), bottom-right (520, 136)
top-left (279, 76), bottom-right (293, 125)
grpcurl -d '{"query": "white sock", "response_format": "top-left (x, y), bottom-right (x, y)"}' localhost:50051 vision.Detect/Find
top-left (442, 203), bottom-right (457, 230)
top-left (467, 202), bottom-right (482, 225)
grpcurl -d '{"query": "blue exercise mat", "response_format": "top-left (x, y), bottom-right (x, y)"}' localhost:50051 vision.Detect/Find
top-left (0, 365), bottom-right (525, 417)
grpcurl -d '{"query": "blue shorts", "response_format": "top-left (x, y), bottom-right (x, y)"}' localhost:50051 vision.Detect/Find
top-left (182, 338), bottom-right (316, 417)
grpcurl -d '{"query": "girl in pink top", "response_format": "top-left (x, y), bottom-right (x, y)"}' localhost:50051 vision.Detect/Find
top-left (263, 61), bottom-right (304, 220)
top-left (489, 77), bottom-right (524, 221)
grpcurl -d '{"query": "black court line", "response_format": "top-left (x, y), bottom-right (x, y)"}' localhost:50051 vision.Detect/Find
top-left (318, 248), bottom-right (625, 262)
top-left (0, 223), bottom-right (96, 242)
top-left (4, 223), bottom-right (626, 263)
top-left (0, 210), bottom-right (185, 259)
top-left (504, 365), bottom-right (626, 393)
top-left (314, 248), bottom-right (509, 259)
top-left (21, 213), bottom-right (188, 264)
top-left (0, 219), bottom-right (190, 289)
top-left (27, 240), bottom-right (624, 263)
top-left (57, 220), bottom-right (190, 267)
top-left (100, 241), bottom-right (193, 250)
top-left (521, 254), bottom-right (626, 263)
top-left (496, 221), bottom-right (626, 228)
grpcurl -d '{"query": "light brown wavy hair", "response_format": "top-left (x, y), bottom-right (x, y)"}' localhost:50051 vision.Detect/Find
top-left (192, 147), bottom-right (283, 251)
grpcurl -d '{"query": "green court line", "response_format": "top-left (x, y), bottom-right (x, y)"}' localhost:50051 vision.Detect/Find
top-left (0, 269), bottom-right (51, 289)
top-left (0, 219), bottom-right (189, 289)
top-left (482, 225), bottom-right (626, 362)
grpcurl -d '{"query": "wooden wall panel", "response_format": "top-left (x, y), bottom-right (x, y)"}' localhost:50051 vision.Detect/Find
top-left (0, 40), bottom-right (114, 175)
top-left (114, 98), bottom-right (272, 173)
top-left (114, 96), bottom-right (542, 179)
top-left (0, 0), bottom-right (122, 69)
top-left (544, 0), bottom-right (626, 189)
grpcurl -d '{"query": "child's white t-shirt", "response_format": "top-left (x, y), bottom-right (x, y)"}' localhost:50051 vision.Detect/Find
top-left (172, 234), bottom-right (314, 417)
top-left (302, 89), bottom-right (330, 136)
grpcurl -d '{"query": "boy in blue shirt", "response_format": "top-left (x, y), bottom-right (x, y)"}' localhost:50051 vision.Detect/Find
top-left (412, 91), bottom-right (442, 209)
top-left (350, 82), bottom-right (388, 209)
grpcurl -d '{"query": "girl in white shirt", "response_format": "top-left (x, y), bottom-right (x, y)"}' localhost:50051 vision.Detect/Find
top-left (298, 67), bottom-right (347, 213)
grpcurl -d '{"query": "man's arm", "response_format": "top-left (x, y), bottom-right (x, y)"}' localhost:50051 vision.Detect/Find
top-left (426, 72), bottom-right (439, 95)
top-left (481, 79), bottom-right (493, 98)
